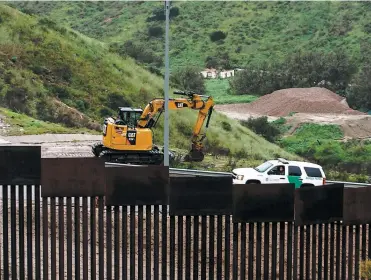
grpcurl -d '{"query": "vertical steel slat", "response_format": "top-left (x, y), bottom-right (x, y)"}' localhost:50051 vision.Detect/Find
top-left (43, 196), bottom-right (49, 280)
top-left (293, 225), bottom-right (298, 280)
top-left (19, 185), bottom-right (25, 279)
top-left (209, 216), bottom-right (215, 280)
top-left (169, 215), bottom-right (175, 280)
top-left (330, 223), bottom-right (335, 280)
top-left (201, 216), bottom-right (207, 280)
top-left (138, 206), bottom-right (144, 280)
top-left (318, 224), bottom-right (323, 280)
top-left (312, 224), bottom-right (317, 280)
top-left (10, 185), bottom-right (17, 280)
top-left (361, 225), bottom-right (367, 262)
top-left (162, 206), bottom-right (168, 280)
top-left (130, 206), bottom-right (135, 280)
top-left (324, 224), bottom-right (329, 280)
top-left (193, 216), bottom-right (200, 280)
top-left (146, 206), bottom-right (152, 280)
top-left (122, 206), bottom-right (128, 280)
top-left (348, 225), bottom-right (354, 280)
top-left (27, 186), bottom-right (34, 279)
top-left (225, 216), bottom-right (231, 280)
top-left (98, 197), bottom-right (104, 280)
top-left (185, 216), bottom-right (192, 280)
top-left (114, 206), bottom-right (120, 280)
top-left (287, 222), bottom-right (293, 280)
top-left (153, 205), bottom-right (159, 280)
top-left (272, 223), bottom-right (278, 280)
top-left (83, 197), bottom-right (89, 280)
top-left (279, 222), bottom-right (286, 280)
top-left (216, 216), bottom-right (223, 280)
top-left (51, 198), bottom-right (57, 280)
top-left (240, 223), bottom-right (246, 280)
top-left (299, 226), bottom-right (304, 280)
top-left (67, 198), bottom-right (73, 280)
top-left (91, 197), bottom-right (97, 280)
top-left (341, 225), bottom-right (347, 280)
top-left (305, 225), bottom-right (311, 280)
top-left (263, 223), bottom-right (270, 279)
top-left (59, 197), bottom-right (65, 280)
top-left (232, 222), bottom-right (239, 280)
top-left (178, 216), bottom-right (184, 280)
top-left (355, 225), bottom-right (360, 280)
top-left (75, 198), bottom-right (81, 280)
top-left (256, 223), bottom-right (262, 280)
top-left (336, 222), bottom-right (341, 280)
top-left (35, 185), bottom-right (41, 280)
top-left (2, 186), bottom-right (9, 280)
top-left (248, 223), bottom-right (254, 280)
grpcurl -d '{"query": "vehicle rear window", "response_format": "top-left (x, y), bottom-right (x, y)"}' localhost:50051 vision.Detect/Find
top-left (289, 166), bottom-right (302, 176)
top-left (304, 167), bottom-right (323, 178)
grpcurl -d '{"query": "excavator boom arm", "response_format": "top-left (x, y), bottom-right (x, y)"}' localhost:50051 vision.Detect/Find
top-left (136, 92), bottom-right (215, 161)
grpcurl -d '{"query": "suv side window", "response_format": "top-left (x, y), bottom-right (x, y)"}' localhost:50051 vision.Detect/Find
top-left (268, 165), bottom-right (286, 175)
top-left (288, 166), bottom-right (302, 176)
top-left (304, 167), bottom-right (323, 178)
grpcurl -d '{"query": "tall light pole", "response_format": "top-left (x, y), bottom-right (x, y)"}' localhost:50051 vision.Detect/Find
top-left (163, 0), bottom-right (170, 166)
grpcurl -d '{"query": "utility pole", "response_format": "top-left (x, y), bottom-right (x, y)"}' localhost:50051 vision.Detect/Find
top-left (163, 0), bottom-right (170, 166)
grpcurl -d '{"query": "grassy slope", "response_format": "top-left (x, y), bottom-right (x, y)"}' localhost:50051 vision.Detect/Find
top-left (205, 79), bottom-right (257, 104)
top-left (0, 4), bottom-right (298, 169)
top-left (10, 1), bottom-right (371, 69)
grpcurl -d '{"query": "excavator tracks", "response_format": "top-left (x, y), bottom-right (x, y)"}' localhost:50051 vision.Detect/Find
top-left (92, 143), bottom-right (164, 165)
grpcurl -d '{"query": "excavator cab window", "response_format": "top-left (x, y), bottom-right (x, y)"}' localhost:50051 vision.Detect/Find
top-left (117, 108), bottom-right (143, 127)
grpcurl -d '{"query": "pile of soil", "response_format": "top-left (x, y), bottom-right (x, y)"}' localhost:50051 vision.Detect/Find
top-left (219, 87), bottom-right (365, 117)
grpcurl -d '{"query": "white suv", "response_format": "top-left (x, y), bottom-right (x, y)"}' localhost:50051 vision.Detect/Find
top-left (232, 158), bottom-right (326, 188)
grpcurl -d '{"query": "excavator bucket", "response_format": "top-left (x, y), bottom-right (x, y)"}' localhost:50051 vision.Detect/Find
top-left (183, 149), bottom-right (205, 162)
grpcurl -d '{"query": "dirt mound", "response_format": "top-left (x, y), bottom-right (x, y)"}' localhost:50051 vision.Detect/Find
top-left (219, 87), bottom-right (365, 117)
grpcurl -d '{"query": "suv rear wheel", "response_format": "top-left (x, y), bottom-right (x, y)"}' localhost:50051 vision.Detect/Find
top-left (245, 180), bottom-right (261, 184)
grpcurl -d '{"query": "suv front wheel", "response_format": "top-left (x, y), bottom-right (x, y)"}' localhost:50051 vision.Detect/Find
top-left (245, 180), bottom-right (261, 184)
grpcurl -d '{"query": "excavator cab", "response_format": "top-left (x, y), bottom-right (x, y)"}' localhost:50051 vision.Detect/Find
top-left (116, 107), bottom-right (143, 127)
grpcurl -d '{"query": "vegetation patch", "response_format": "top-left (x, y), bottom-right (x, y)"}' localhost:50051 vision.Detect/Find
top-left (0, 107), bottom-right (97, 136)
top-left (205, 79), bottom-right (257, 104)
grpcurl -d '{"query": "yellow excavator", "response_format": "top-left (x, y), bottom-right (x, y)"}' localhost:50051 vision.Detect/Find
top-left (92, 90), bottom-right (215, 165)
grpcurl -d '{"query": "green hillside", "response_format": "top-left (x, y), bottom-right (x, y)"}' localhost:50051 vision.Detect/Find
top-left (0, 4), bottom-right (297, 169)
top-left (9, 1), bottom-right (371, 70)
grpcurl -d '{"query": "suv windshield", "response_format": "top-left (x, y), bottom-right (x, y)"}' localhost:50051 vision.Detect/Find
top-left (254, 161), bottom-right (273, 173)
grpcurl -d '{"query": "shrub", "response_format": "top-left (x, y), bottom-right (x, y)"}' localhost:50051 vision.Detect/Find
top-left (148, 25), bottom-right (164, 38)
top-left (106, 92), bottom-right (132, 110)
top-left (210, 31), bottom-right (227, 42)
top-left (240, 117), bottom-right (281, 142)
top-left (361, 260), bottom-right (371, 279)
top-left (221, 121), bottom-right (232, 131)
top-left (170, 66), bottom-right (206, 94)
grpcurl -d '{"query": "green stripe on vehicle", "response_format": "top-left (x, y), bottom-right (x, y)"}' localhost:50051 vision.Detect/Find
top-left (288, 175), bottom-right (302, 188)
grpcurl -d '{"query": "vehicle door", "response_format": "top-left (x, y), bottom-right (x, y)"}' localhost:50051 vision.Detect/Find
top-left (266, 165), bottom-right (288, 183)
top-left (287, 165), bottom-right (303, 188)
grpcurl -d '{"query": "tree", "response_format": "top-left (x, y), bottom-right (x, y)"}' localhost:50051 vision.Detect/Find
top-left (170, 66), bottom-right (206, 94)
top-left (229, 50), bottom-right (357, 96)
top-left (346, 64), bottom-right (371, 111)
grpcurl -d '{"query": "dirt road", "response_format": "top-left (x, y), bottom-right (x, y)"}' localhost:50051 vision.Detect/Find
top-left (0, 134), bottom-right (101, 158)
